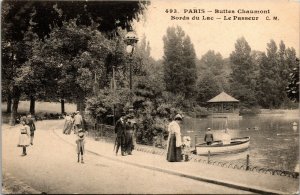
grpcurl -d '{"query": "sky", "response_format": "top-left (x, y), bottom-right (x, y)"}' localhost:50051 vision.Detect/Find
top-left (134, 0), bottom-right (300, 60)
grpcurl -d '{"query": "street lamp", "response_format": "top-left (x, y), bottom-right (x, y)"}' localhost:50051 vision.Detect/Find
top-left (124, 26), bottom-right (139, 107)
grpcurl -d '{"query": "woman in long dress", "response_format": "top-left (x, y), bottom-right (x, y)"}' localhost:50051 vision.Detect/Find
top-left (18, 120), bottom-right (30, 156)
top-left (63, 113), bottom-right (73, 134)
top-left (166, 114), bottom-right (183, 162)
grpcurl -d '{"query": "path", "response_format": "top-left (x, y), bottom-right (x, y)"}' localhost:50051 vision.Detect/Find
top-left (2, 120), bottom-right (252, 194)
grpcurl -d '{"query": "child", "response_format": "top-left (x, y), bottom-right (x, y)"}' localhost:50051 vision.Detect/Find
top-left (18, 120), bottom-right (30, 156)
top-left (76, 129), bottom-right (85, 163)
top-left (182, 136), bottom-right (191, 161)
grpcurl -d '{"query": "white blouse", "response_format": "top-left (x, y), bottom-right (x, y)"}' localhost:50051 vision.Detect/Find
top-left (168, 121), bottom-right (182, 147)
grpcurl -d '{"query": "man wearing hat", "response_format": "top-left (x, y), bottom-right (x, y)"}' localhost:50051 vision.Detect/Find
top-left (166, 113), bottom-right (183, 162)
top-left (73, 111), bottom-right (83, 134)
top-left (204, 128), bottom-right (214, 145)
top-left (114, 112), bottom-right (127, 156)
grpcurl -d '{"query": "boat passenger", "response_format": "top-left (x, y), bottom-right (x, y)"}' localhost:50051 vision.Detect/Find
top-left (204, 128), bottom-right (214, 145)
top-left (222, 128), bottom-right (231, 145)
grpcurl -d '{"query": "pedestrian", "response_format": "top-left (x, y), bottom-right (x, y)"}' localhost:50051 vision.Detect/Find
top-left (124, 109), bottom-right (136, 155)
top-left (73, 111), bottom-right (83, 134)
top-left (166, 114), bottom-right (183, 162)
top-left (18, 119), bottom-right (30, 156)
top-left (114, 113), bottom-right (126, 156)
top-left (76, 129), bottom-right (86, 163)
top-left (204, 128), bottom-right (214, 145)
top-left (26, 113), bottom-right (36, 145)
top-left (63, 113), bottom-right (73, 134)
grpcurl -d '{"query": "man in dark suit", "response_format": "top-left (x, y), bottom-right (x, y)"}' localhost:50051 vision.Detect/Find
top-left (26, 113), bottom-right (36, 145)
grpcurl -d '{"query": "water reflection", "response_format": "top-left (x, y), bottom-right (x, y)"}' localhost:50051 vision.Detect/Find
top-left (182, 112), bottom-right (299, 171)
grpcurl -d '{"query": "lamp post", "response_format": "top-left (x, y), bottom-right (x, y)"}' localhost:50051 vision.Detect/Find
top-left (124, 26), bottom-right (139, 107)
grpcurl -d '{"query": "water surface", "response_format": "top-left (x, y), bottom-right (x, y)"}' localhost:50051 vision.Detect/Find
top-left (181, 111), bottom-right (299, 171)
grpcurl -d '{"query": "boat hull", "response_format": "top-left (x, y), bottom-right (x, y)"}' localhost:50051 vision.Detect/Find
top-left (195, 137), bottom-right (250, 155)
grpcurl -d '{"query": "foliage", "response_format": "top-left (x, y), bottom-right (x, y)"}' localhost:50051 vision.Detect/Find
top-left (196, 50), bottom-right (230, 106)
top-left (239, 106), bottom-right (261, 115)
top-left (162, 26), bottom-right (197, 99)
top-left (229, 37), bottom-right (258, 107)
top-left (286, 58), bottom-right (299, 102)
top-left (257, 40), bottom-right (298, 108)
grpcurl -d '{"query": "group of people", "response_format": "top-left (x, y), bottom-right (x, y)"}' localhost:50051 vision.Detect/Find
top-left (114, 111), bottom-right (136, 156)
top-left (62, 111), bottom-right (86, 163)
top-left (166, 113), bottom-right (233, 162)
top-left (17, 113), bottom-right (36, 156)
top-left (62, 111), bottom-right (83, 135)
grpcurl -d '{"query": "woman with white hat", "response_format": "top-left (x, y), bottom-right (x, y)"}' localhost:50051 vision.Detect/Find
top-left (166, 114), bottom-right (183, 162)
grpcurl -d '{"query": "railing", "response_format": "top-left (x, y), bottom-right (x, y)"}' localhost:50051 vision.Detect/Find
top-left (85, 122), bottom-right (299, 179)
top-left (188, 154), bottom-right (299, 179)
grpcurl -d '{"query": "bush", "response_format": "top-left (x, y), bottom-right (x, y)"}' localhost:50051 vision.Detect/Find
top-left (239, 107), bottom-right (261, 115)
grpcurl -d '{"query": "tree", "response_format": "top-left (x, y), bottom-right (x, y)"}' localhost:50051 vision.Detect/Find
top-left (229, 37), bottom-right (258, 107)
top-left (162, 26), bottom-right (197, 101)
top-left (199, 50), bottom-right (224, 76)
top-left (258, 40), bottom-right (282, 108)
top-left (196, 50), bottom-right (230, 106)
top-left (2, 0), bottom-right (149, 124)
top-left (286, 58), bottom-right (299, 102)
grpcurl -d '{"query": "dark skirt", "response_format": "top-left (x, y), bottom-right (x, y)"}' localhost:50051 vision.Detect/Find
top-left (166, 134), bottom-right (182, 162)
top-left (125, 130), bottom-right (134, 153)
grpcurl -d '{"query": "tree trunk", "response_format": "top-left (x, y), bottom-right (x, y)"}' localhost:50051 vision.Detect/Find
top-left (9, 97), bottom-right (20, 126)
top-left (61, 99), bottom-right (65, 114)
top-left (29, 96), bottom-right (35, 114)
top-left (76, 99), bottom-right (85, 115)
top-left (6, 94), bottom-right (12, 113)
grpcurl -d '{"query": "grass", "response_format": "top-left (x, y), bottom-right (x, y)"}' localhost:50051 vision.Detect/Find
top-left (1, 101), bottom-right (77, 124)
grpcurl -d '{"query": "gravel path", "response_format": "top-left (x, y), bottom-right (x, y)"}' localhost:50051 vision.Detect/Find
top-left (2, 120), bottom-right (250, 194)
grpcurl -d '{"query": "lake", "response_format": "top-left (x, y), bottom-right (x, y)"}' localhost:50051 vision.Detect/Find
top-left (181, 110), bottom-right (299, 172)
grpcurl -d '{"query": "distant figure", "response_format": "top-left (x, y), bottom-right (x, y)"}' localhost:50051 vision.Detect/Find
top-left (73, 111), bottom-right (83, 134)
top-left (26, 113), bottom-right (36, 145)
top-left (166, 114), bottom-right (183, 162)
top-left (222, 128), bottom-right (231, 145)
top-left (204, 128), bottom-right (214, 145)
top-left (76, 129), bottom-right (86, 163)
top-left (18, 119), bottom-right (30, 156)
top-left (63, 113), bottom-right (74, 134)
top-left (114, 113), bottom-right (126, 156)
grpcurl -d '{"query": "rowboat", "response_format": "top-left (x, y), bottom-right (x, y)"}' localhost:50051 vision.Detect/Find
top-left (195, 137), bottom-right (250, 155)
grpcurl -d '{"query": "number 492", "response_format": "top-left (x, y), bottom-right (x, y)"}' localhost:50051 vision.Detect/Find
top-left (165, 9), bottom-right (178, 13)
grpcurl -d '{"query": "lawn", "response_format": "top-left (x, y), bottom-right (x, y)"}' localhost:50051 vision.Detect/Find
top-left (1, 101), bottom-right (76, 124)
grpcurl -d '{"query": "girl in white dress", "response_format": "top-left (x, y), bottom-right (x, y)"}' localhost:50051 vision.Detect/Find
top-left (18, 120), bottom-right (30, 156)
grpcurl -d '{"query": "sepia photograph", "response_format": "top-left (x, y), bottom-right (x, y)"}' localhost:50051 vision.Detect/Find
top-left (1, 0), bottom-right (299, 194)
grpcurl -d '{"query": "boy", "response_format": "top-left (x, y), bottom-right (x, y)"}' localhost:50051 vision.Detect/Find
top-left (76, 129), bottom-right (85, 163)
